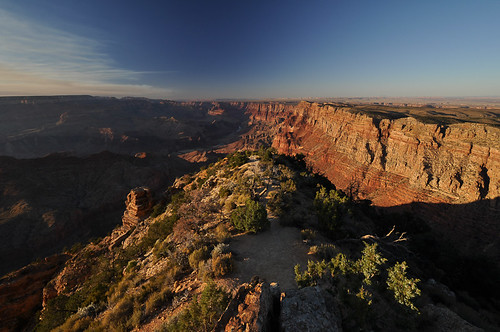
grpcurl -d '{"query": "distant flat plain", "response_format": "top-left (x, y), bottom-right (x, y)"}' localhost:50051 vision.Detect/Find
top-left (319, 97), bottom-right (500, 127)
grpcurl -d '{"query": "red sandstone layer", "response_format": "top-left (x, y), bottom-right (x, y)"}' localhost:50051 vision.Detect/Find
top-left (236, 101), bottom-right (499, 255)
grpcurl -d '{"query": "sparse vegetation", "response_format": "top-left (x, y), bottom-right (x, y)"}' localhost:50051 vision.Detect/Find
top-left (308, 243), bottom-right (337, 260)
top-left (230, 199), bottom-right (269, 233)
top-left (188, 247), bottom-right (209, 270)
top-left (314, 186), bottom-right (349, 236)
top-left (218, 186), bottom-right (231, 199)
top-left (227, 151), bottom-right (249, 167)
top-left (145, 287), bottom-right (174, 316)
top-left (151, 202), bottom-right (167, 218)
top-left (212, 253), bottom-right (234, 277)
top-left (138, 213), bottom-right (178, 253)
top-left (294, 242), bottom-right (421, 318)
top-left (162, 281), bottom-right (230, 332)
top-left (213, 223), bottom-right (230, 243)
top-left (387, 261), bottom-right (421, 311)
top-left (36, 148), bottom-right (494, 331)
top-left (300, 229), bottom-right (317, 242)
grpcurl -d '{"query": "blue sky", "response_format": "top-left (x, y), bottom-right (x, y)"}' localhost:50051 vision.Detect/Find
top-left (0, 0), bottom-right (499, 99)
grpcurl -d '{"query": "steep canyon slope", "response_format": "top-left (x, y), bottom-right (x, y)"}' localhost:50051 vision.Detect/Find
top-left (1, 97), bottom-right (499, 275)
top-left (0, 97), bottom-right (246, 274)
top-left (241, 101), bottom-right (500, 256)
top-left (1, 97), bottom-right (500, 331)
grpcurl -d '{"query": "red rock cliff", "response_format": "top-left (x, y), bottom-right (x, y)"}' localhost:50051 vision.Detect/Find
top-left (0, 254), bottom-right (69, 332)
top-left (238, 101), bottom-right (500, 255)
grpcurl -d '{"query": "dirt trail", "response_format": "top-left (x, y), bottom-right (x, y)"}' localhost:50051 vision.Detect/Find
top-left (229, 218), bottom-right (311, 290)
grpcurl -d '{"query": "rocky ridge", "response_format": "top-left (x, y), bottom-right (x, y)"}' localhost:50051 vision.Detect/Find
top-left (2, 151), bottom-right (498, 331)
top-left (1, 98), bottom-right (500, 331)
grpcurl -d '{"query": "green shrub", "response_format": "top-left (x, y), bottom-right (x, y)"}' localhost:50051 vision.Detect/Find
top-left (188, 247), bottom-right (209, 270)
top-left (314, 186), bottom-right (349, 235)
top-left (212, 253), bottom-right (234, 277)
top-left (295, 243), bottom-right (387, 289)
top-left (267, 190), bottom-right (286, 216)
top-left (169, 191), bottom-right (187, 212)
top-left (214, 224), bottom-right (230, 243)
top-left (356, 285), bottom-right (373, 306)
top-left (162, 281), bottom-right (230, 332)
top-left (257, 146), bottom-right (274, 162)
top-left (294, 260), bottom-right (329, 288)
top-left (230, 199), bottom-right (269, 233)
top-left (227, 151), bottom-right (249, 167)
top-left (35, 295), bottom-right (76, 331)
top-left (150, 202), bottom-right (167, 217)
top-left (331, 252), bottom-right (353, 275)
top-left (386, 261), bottom-right (421, 311)
top-left (354, 242), bottom-right (387, 285)
top-left (145, 287), bottom-right (173, 316)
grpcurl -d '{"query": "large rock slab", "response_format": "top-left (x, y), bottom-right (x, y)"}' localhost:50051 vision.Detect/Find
top-left (280, 286), bottom-right (342, 332)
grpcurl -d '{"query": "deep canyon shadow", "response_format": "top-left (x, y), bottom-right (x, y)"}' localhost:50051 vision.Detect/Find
top-left (368, 197), bottom-right (500, 308)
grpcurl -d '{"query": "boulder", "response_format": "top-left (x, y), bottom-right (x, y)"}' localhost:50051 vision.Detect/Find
top-left (280, 286), bottom-right (342, 332)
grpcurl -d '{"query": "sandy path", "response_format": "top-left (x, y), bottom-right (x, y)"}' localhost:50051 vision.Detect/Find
top-left (229, 218), bottom-right (311, 290)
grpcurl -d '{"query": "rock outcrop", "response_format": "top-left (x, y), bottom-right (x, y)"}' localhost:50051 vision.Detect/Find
top-left (280, 286), bottom-right (342, 332)
top-left (215, 278), bottom-right (280, 332)
top-left (122, 187), bottom-right (153, 229)
top-left (0, 254), bottom-right (69, 332)
top-left (215, 280), bottom-right (343, 332)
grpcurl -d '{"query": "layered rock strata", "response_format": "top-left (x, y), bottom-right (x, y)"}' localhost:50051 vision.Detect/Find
top-left (0, 254), bottom-right (69, 332)
top-left (237, 101), bottom-right (500, 255)
top-left (122, 187), bottom-right (153, 229)
top-left (245, 101), bottom-right (500, 205)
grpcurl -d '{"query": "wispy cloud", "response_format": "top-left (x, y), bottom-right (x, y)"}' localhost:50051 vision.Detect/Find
top-left (0, 9), bottom-right (172, 97)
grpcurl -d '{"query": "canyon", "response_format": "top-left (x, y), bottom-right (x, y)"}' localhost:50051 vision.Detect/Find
top-left (243, 101), bottom-right (500, 258)
top-left (0, 96), bottom-right (499, 330)
top-left (1, 97), bottom-right (499, 275)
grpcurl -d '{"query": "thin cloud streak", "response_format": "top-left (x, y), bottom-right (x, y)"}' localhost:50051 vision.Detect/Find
top-left (0, 66), bottom-right (173, 98)
top-left (0, 9), bottom-right (172, 97)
